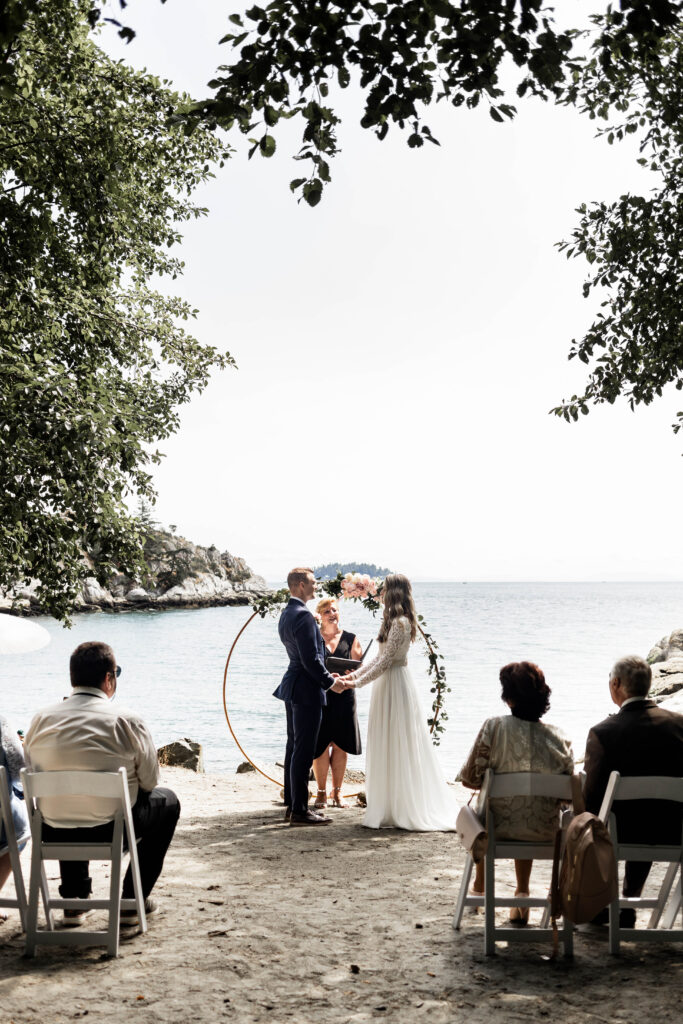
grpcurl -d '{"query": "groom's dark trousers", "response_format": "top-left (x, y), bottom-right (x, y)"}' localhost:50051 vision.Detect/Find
top-left (274, 597), bottom-right (336, 815)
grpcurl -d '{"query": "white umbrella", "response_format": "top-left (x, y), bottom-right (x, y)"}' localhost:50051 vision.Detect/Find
top-left (0, 613), bottom-right (50, 655)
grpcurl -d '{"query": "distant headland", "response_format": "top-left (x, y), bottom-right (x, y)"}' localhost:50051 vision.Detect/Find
top-left (314, 562), bottom-right (393, 579)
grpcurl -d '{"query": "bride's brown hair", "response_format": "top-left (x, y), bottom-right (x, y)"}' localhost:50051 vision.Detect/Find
top-left (377, 574), bottom-right (417, 643)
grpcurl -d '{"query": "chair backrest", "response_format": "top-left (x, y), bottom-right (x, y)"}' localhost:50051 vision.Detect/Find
top-left (22, 768), bottom-right (130, 830)
top-left (486, 771), bottom-right (574, 801)
top-left (599, 772), bottom-right (683, 823)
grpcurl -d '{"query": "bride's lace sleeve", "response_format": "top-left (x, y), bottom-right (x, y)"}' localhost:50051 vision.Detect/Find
top-left (350, 618), bottom-right (409, 689)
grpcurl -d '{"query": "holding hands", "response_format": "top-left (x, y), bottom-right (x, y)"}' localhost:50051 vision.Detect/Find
top-left (330, 672), bottom-right (356, 692)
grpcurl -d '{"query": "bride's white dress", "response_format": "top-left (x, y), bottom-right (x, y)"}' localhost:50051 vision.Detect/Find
top-left (352, 616), bottom-right (457, 831)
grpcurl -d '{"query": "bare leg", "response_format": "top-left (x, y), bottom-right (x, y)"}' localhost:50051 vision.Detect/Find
top-left (473, 860), bottom-right (484, 894)
top-left (0, 851), bottom-right (12, 893)
top-left (312, 749), bottom-right (330, 807)
top-left (514, 859), bottom-right (533, 893)
top-left (510, 859), bottom-right (533, 924)
top-left (329, 744), bottom-right (349, 807)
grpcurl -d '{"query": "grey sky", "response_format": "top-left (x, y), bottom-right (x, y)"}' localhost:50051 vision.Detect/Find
top-left (102, 2), bottom-right (683, 582)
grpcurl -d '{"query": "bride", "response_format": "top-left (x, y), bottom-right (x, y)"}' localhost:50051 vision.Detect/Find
top-left (344, 574), bottom-right (457, 831)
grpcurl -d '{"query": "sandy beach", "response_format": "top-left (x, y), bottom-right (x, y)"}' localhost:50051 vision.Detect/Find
top-left (1, 767), bottom-right (681, 1024)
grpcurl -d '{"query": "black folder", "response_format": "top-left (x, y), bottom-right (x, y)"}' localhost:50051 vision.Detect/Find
top-left (327, 639), bottom-right (373, 675)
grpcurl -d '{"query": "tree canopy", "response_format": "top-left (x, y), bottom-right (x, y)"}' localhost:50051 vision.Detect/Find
top-left (553, 26), bottom-right (683, 428)
top-left (191, 0), bottom-right (683, 433)
top-left (190, 0), bottom-right (681, 205)
top-left (0, 1), bottom-right (232, 620)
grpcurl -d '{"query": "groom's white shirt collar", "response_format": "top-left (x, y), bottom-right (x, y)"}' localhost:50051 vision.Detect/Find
top-left (290, 597), bottom-right (306, 606)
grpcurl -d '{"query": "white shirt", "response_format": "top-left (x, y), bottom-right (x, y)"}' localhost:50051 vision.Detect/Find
top-left (24, 688), bottom-right (159, 827)
top-left (621, 696), bottom-right (648, 709)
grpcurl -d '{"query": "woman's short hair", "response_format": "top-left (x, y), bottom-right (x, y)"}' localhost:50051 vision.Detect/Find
top-left (70, 642), bottom-right (116, 688)
top-left (499, 661), bottom-right (551, 722)
top-left (316, 597), bottom-right (338, 616)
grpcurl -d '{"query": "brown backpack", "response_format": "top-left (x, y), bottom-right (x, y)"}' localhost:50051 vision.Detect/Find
top-left (551, 777), bottom-right (618, 926)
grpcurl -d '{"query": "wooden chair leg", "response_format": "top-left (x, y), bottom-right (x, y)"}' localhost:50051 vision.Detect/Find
top-left (106, 820), bottom-right (123, 958)
top-left (484, 847), bottom-right (495, 956)
top-left (661, 867), bottom-right (682, 930)
top-left (39, 863), bottom-right (53, 931)
top-left (24, 841), bottom-right (44, 958)
top-left (453, 856), bottom-right (474, 931)
top-left (648, 862), bottom-right (678, 928)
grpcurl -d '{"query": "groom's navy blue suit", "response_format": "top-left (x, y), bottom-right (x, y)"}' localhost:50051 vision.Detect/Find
top-left (274, 597), bottom-right (336, 814)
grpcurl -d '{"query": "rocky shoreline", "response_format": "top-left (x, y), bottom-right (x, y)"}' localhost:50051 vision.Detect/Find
top-left (648, 628), bottom-right (683, 712)
top-left (0, 529), bottom-right (269, 616)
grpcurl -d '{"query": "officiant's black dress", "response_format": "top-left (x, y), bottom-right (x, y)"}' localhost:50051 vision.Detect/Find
top-left (314, 631), bottom-right (362, 757)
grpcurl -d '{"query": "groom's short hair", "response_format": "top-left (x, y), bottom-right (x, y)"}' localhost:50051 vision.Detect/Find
top-left (287, 567), bottom-right (314, 589)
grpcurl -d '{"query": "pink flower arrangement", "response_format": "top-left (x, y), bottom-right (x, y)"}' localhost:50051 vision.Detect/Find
top-left (340, 572), bottom-right (379, 600)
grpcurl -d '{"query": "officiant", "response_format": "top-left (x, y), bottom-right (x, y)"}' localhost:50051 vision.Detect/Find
top-left (312, 598), bottom-right (362, 809)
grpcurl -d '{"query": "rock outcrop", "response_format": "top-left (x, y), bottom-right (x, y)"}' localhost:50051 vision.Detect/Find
top-left (1, 529), bottom-right (269, 615)
top-left (646, 629), bottom-right (683, 701)
top-left (157, 738), bottom-right (204, 773)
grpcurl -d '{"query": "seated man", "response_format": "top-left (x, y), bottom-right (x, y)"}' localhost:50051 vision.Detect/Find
top-left (584, 654), bottom-right (683, 923)
top-left (25, 641), bottom-right (180, 927)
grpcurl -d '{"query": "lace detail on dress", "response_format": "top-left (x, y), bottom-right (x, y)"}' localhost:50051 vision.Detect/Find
top-left (351, 617), bottom-right (411, 689)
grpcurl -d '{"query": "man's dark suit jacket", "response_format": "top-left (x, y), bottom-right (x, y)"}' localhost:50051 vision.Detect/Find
top-left (273, 598), bottom-right (335, 706)
top-left (584, 698), bottom-right (683, 844)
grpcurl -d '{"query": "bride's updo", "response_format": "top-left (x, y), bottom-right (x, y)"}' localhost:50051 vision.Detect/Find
top-left (377, 573), bottom-right (417, 643)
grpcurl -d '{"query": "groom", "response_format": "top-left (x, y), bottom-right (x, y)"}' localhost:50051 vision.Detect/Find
top-left (274, 567), bottom-right (346, 826)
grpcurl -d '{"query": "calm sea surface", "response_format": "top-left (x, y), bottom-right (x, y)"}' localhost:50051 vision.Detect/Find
top-left (3, 582), bottom-right (682, 777)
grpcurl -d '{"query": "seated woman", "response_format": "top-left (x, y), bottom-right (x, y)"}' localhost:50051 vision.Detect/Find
top-left (312, 598), bottom-right (362, 808)
top-left (0, 716), bottom-right (29, 903)
top-left (460, 661), bottom-right (574, 923)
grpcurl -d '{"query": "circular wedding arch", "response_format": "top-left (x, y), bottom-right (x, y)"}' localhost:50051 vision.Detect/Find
top-left (222, 584), bottom-right (449, 789)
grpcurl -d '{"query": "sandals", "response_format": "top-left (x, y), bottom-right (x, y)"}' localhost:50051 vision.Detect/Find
top-left (509, 892), bottom-right (530, 925)
top-left (330, 787), bottom-right (349, 808)
top-left (314, 789), bottom-right (327, 809)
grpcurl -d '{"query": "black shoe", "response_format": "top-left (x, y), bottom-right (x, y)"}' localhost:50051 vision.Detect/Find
top-left (590, 907), bottom-right (636, 928)
top-left (290, 810), bottom-right (332, 826)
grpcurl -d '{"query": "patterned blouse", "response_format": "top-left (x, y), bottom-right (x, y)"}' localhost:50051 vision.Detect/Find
top-left (460, 714), bottom-right (574, 841)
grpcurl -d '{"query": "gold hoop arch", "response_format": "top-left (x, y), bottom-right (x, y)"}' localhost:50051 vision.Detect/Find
top-left (222, 610), bottom-right (282, 787)
top-left (222, 611), bottom-right (442, 794)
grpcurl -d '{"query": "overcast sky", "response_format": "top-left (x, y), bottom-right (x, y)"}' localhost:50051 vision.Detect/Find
top-left (101, 2), bottom-right (683, 583)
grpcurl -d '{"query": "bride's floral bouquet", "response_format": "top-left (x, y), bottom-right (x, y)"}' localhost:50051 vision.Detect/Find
top-left (340, 572), bottom-right (379, 600)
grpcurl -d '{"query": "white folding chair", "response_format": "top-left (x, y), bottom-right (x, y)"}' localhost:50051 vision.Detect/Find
top-left (21, 767), bottom-right (147, 958)
top-left (599, 771), bottom-right (683, 955)
top-left (453, 770), bottom-right (576, 956)
top-left (0, 765), bottom-right (52, 931)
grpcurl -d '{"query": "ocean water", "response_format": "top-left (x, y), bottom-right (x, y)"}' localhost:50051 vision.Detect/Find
top-left (3, 581), bottom-right (682, 778)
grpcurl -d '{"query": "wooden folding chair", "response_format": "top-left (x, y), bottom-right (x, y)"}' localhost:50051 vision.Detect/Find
top-left (598, 771), bottom-right (683, 955)
top-left (21, 767), bottom-right (147, 958)
top-left (1, 765), bottom-right (33, 930)
top-left (453, 770), bottom-right (576, 956)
